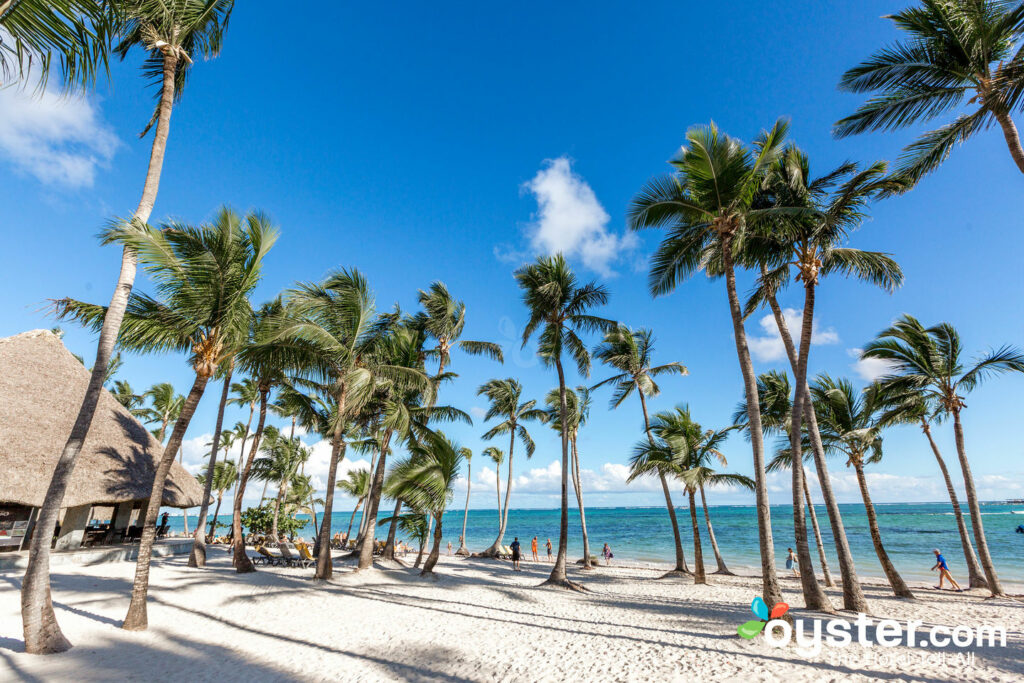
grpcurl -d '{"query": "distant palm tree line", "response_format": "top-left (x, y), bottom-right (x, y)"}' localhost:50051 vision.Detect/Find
top-left (10, 0), bottom-right (1024, 656)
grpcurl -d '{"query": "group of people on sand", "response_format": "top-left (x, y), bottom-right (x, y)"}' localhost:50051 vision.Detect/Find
top-left (504, 537), bottom-right (615, 571)
top-left (784, 546), bottom-right (965, 592)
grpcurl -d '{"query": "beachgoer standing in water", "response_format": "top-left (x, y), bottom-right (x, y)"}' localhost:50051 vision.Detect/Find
top-left (546, 538), bottom-right (553, 562)
top-left (786, 548), bottom-right (799, 576)
top-left (602, 543), bottom-right (612, 565)
top-left (931, 549), bottom-right (963, 591)
top-left (510, 537), bottom-right (522, 571)
top-left (531, 536), bottom-right (539, 561)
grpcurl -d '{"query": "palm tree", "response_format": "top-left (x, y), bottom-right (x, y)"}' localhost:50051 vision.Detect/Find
top-left (198, 459), bottom-right (238, 538)
top-left (456, 447), bottom-right (472, 556)
top-left (545, 386), bottom-right (593, 569)
top-left (516, 254), bottom-right (611, 589)
top-left (414, 281), bottom-right (503, 376)
top-left (811, 376), bottom-right (915, 599)
top-left (863, 315), bottom-right (1024, 596)
top-left (386, 431), bottom-right (467, 575)
top-left (476, 378), bottom-right (548, 556)
top-left (141, 382), bottom-right (184, 443)
top-left (251, 434), bottom-right (308, 541)
top-left (381, 512), bottom-right (429, 567)
top-left (24, 4), bottom-right (234, 653)
top-left (226, 379), bottom-right (260, 501)
top-left (877, 389), bottom-right (986, 588)
top-left (52, 208), bottom-right (274, 631)
top-left (111, 380), bottom-right (146, 417)
top-left (835, 0), bottom-right (1024, 182)
top-left (628, 120), bottom-right (789, 608)
top-left (482, 446), bottom-right (504, 528)
top-left (337, 468), bottom-right (372, 541)
top-left (592, 324), bottom-right (689, 575)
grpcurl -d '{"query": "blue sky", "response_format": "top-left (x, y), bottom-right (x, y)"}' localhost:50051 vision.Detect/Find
top-left (1, 1), bottom-right (1022, 512)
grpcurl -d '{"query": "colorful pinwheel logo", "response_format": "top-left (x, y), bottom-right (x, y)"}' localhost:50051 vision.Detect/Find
top-left (737, 597), bottom-right (789, 639)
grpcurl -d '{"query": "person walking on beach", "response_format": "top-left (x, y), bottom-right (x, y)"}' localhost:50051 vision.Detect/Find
top-left (546, 538), bottom-right (553, 562)
top-left (786, 548), bottom-right (799, 576)
top-left (931, 549), bottom-right (963, 591)
top-left (531, 536), bottom-right (539, 561)
top-left (447, 541), bottom-right (453, 556)
top-left (510, 537), bottom-right (522, 571)
top-left (602, 543), bottom-right (613, 566)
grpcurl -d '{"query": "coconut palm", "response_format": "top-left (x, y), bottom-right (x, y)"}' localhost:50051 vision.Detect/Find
top-left (337, 467), bottom-right (372, 541)
top-left (381, 512), bottom-right (429, 567)
top-left (592, 324), bottom-right (689, 575)
top-left (628, 120), bottom-right (790, 608)
top-left (226, 379), bottom-right (260, 500)
top-left (476, 378), bottom-right (548, 556)
top-left (516, 254), bottom-right (612, 588)
top-left (386, 431), bottom-right (467, 575)
top-left (52, 208), bottom-right (274, 631)
top-left (482, 446), bottom-right (505, 527)
top-left (111, 380), bottom-right (146, 417)
top-left (456, 448), bottom-right (473, 556)
top-left (251, 433), bottom-right (308, 541)
top-left (198, 459), bottom-right (238, 538)
top-left (414, 281), bottom-right (503, 376)
top-left (877, 389), bottom-right (986, 588)
top-left (835, 0), bottom-right (1024, 182)
top-left (25, 5), bottom-right (234, 653)
top-left (811, 376), bottom-right (915, 599)
top-left (141, 382), bottom-right (184, 443)
top-left (863, 315), bottom-right (1024, 596)
top-left (545, 385), bottom-right (593, 569)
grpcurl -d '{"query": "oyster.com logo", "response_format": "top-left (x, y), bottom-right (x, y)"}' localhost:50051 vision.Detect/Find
top-left (737, 597), bottom-right (789, 639)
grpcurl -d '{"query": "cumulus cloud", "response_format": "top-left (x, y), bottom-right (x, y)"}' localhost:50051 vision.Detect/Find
top-left (847, 348), bottom-right (897, 382)
top-left (0, 86), bottom-right (119, 187)
top-left (748, 308), bottom-right (839, 362)
top-left (520, 157), bottom-right (637, 276)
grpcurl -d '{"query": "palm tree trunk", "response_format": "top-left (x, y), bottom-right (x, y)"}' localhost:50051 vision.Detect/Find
top-left (414, 534), bottom-right (427, 568)
top-left (699, 485), bottom-right (730, 575)
top-left (21, 50), bottom-right (180, 655)
top-left (544, 356), bottom-right (579, 589)
top-left (570, 436), bottom-right (592, 569)
top-left (638, 391), bottom-right (688, 575)
top-left (688, 489), bottom-right (705, 584)
top-left (994, 109), bottom-right (1024, 175)
top-left (190, 368), bottom-right (232, 567)
top-left (123, 371), bottom-right (210, 631)
top-left (315, 391), bottom-right (348, 580)
top-left (233, 402), bottom-right (255, 503)
top-left (382, 499), bottom-right (402, 561)
top-left (357, 429), bottom-right (391, 571)
top-left (766, 290), bottom-right (867, 612)
top-left (232, 389), bottom-right (269, 573)
top-left (208, 494), bottom-right (223, 539)
top-left (483, 421), bottom-right (516, 557)
top-left (270, 481), bottom-right (285, 542)
top-left (421, 512), bottom-right (444, 575)
top-left (457, 461), bottom-right (471, 555)
top-left (720, 234), bottom-right (783, 608)
top-left (259, 480), bottom-right (268, 505)
top-left (802, 474), bottom-right (834, 588)
top-left (951, 410), bottom-right (1003, 596)
top-left (344, 499), bottom-right (362, 541)
top-left (921, 421), bottom-right (986, 589)
top-left (851, 459), bottom-right (914, 599)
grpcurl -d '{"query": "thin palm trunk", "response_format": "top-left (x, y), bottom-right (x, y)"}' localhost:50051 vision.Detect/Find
top-left (994, 109), bottom-right (1024, 175)
top-left (190, 368), bottom-right (232, 567)
top-left (21, 50), bottom-right (180, 655)
top-left (270, 479), bottom-right (286, 541)
top-left (315, 391), bottom-right (348, 580)
top-left (382, 499), bottom-right (402, 561)
top-left (688, 489), bottom-right (705, 584)
top-left (543, 356), bottom-right (578, 589)
top-left (414, 534), bottom-right (427, 568)
top-left (421, 512), bottom-right (443, 575)
top-left (921, 421), bottom-right (986, 589)
top-left (357, 429), bottom-right (391, 571)
top-left (483, 421), bottom-right (516, 556)
top-left (259, 480), bottom-right (268, 504)
top-left (952, 411), bottom-right (1003, 595)
top-left (699, 485), bottom-right (730, 575)
top-left (123, 372), bottom-right (210, 631)
top-left (638, 391), bottom-right (688, 575)
top-left (851, 459), bottom-right (914, 599)
top-left (344, 499), bottom-right (363, 541)
top-left (802, 473), bottom-right (834, 588)
top-left (457, 460), bottom-right (471, 555)
top-left (232, 390), bottom-right (269, 573)
top-left (208, 493), bottom-right (224, 539)
top-left (766, 290), bottom-right (867, 612)
top-left (721, 235), bottom-right (782, 608)
top-left (233, 401), bottom-right (255, 503)
top-left (570, 436), bottom-right (591, 569)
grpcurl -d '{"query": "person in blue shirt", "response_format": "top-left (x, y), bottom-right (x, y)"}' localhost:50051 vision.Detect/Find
top-left (510, 537), bottom-right (522, 571)
top-left (931, 548), bottom-right (963, 592)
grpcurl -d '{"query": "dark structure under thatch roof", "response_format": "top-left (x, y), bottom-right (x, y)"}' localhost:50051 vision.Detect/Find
top-left (0, 329), bottom-right (205, 509)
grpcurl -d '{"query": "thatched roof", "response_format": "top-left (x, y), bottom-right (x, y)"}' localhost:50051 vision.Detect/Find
top-left (0, 330), bottom-right (206, 509)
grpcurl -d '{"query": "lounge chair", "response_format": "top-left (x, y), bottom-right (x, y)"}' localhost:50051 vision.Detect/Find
top-left (297, 543), bottom-right (318, 566)
top-left (278, 543), bottom-right (309, 568)
top-left (257, 545), bottom-right (285, 566)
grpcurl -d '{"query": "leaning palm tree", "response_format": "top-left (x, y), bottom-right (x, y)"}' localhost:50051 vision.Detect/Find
top-left (414, 281), bottom-right (503, 376)
top-left (476, 378), bottom-right (548, 556)
top-left (141, 382), bottom-right (184, 443)
top-left (628, 120), bottom-right (790, 608)
top-left (52, 209), bottom-right (274, 631)
top-left (111, 380), bottom-right (146, 417)
top-left (380, 512), bottom-right (430, 568)
top-left (455, 447), bottom-right (473, 556)
top-left (811, 376), bottom-right (914, 599)
top-left (24, 4), bottom-right (234, 653)
top-left (482, 446), bottom-right (505, 528)
top-left (545, 385), bottom-right (593, 569)
top-left (835, 0), bottom-right (1024, 182)
top-left (226, 379), bottom-right (260, 501)
top-left (592, 324), bottom-right (689, 575)
top-left (628, 434), bottom-right (693, 578)
top-left (199, 459), bottom-right (238, 538)
top-left (337, 467), bottom-right (372, 541)
top-left (516, 254), bottom-right (612, 589)
top-left (863, 315), bottom-right (1024, 596)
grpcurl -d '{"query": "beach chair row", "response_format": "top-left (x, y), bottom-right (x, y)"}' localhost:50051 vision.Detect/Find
top-left (250, 542), bottom-right (316, 568)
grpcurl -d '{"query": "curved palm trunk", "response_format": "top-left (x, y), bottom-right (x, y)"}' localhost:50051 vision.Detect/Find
top-left (421, 512), bottom-right (444, 575)
top-left (699, 485), bottom-right (730, 575)
top-left (921, 421), bottom-right (985, 589)
top-left (21, 51), bottom-right (180, 655)
top-left (482, 422), bottom-right (516, 557)
top-left (414, 534), bottom-right (427, 568)
top-left (952, 411), bottom-right (1003, 596)
top-left (457, 461), bottom-right (471, 555)
top-left (767, 291), bottom-right (867, 612)
top-left (543, 356), bottom-right (580, 590)
top-left (208, 493), bottom-right (224, 539)
top-left (803, 474), bottom-right (834, 588)
top-left (382, 499), bottom-right (402, 561)
top-left (123, 372), bottom-right (210, 631)
top-left (315, 391), bottom-right (349, 580)
top-left (851, 459), bottom-right (914, 599)
top-left (233, 402), bottom-right (255, 503)
top-left (638, 391), bottom-right (688, 575)
top-left (344, 499), bottom-right (363, 541)
top-left (357, 430), bottom-right (391, 571)
top-left (994, 110), bottom-right (1024, 175)
top-left (190, 369), bottom-right (232, 567)
top-left (232, 390), bottom-right (269, 573)
top-left (569, 436), bottom-right (591, 569)
top-left (687, 489), bottom-right (705, 584)
top-left (270, 479), bottom-right (287, 542)
top-left (721, 235), bottom-right (782, 608)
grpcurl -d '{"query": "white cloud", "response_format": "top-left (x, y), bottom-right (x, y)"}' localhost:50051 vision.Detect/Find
top-left (847, 348), bottom-right (897, 382)
top-left (748, 308), bottom-right (839, 362)
top-left (521, 157), bottom-right (637, 276)
top-left (0, 86), bottom-right (118, 187)
top-left (470, 406), bottom-right (487, 420)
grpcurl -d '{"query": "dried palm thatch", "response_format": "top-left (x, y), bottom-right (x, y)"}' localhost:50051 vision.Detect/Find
top-left (0, 330), bottom-right (206, 508)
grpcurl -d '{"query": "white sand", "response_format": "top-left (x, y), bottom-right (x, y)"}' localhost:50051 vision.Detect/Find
top-left (2, 551), bottom-right (1023, 681)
